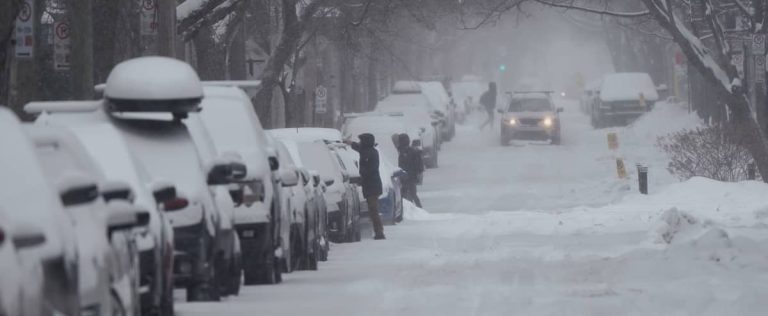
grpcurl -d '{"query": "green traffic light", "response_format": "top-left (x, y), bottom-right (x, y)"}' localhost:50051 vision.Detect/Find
top-left (499, 64), bottom-right (507, 72)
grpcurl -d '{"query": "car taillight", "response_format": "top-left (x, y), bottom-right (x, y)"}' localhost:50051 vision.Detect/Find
top-left (163, 198), bottom-right (189, 211)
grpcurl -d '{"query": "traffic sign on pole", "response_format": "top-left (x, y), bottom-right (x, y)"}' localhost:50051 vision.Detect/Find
top-left (140, 0), bottom-right (158, 36)
top-left (315, 85), bottom-right (328, 114)
top-left (53, 21), bottom-right (71, 71)
top-left (14, 0), bottom-right (34, 58)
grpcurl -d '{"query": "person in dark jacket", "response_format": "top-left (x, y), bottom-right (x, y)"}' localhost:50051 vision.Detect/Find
top-left (349, 133), bottom-right (385, 240)
top-left (479, 82), bottom-right (498, 130)
top-left (397, 133), bottom-right (424, 208)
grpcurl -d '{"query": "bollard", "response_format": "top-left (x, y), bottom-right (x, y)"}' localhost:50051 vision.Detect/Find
top-left (748, 163), bottom-right (756, 180)
top-left (638, 165), bottom-right (648, 195)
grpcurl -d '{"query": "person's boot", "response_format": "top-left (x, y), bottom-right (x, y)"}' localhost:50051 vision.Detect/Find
top-left (374, 234), bottom-right (386, 240)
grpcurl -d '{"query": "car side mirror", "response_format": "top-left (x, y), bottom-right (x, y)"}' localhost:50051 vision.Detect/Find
top-left (349, 176), bottom-right (362, 185)
top-left (324, 179), bottom-right (335, 187)
top-left (207, 161), bottom-right (247, 185)
top-left (393, 169), bottom-right (407, 178)
top-left (557, 107), bottom-right (564, 113)
top-left (280, 169), bottom-right (300, 187)
top-left (269, 156), bottom-right (280, 171)
top-left (100, 180), bottom-right (134, 203)
top-left (11, 224), bottom-right (46, 249)
top-left (59, 174), bottom-right (99, 207)
top-left (152, 181), bottom-right (177, 203)
top-left (105, 201), bottom-right (147, 237)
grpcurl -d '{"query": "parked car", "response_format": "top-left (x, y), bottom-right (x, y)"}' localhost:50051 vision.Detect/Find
top-left (276, 139), bottom-right (330, 261)
top-left (182, 114), bottom-right (244, 295)
top-left (341, 113), bottom-right (416, 163)
top-left (374, 95), bottom-right (440, 168)
top-left (195, 84), bottom-right (285, 285)
top-left (419, 81), bottom-right (456, 141)
top-left (25, 125), bottom-right (149, 315)
top-left (498, 91), bottom-right (563, 145)
top-left (99, 57), bottom-right (245, 302)
top-left (29, 101), bottom-right (178, 315)
top-left (291, 140), bottom-right (360, 243)
top-left (270, 137), bottom-right (318, 271)
top-left (591, 72), bottom-right (658, 128)
top-left (0, 108), bottom-right (72, 315)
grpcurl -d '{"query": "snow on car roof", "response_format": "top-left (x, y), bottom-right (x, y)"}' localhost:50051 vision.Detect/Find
top-left (418, 81), bottom-right (449, 113)
top-left (269, 128), bottom-right (343, 143)
top-left (600, 72), bottom-right (659, 102)
top-left (392, 80), bottom-right (422, 94)
top-left (511, 91), bottom-right (551, 99)
top-left (375, 93), bottom-right (432, 113)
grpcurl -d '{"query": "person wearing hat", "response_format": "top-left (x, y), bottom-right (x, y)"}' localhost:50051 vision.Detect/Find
top-left (348, 133), bottom-right (386, 240)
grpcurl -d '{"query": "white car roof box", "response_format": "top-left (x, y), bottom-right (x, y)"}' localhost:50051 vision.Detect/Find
top-left (104, 57), bottom-right (203, 113)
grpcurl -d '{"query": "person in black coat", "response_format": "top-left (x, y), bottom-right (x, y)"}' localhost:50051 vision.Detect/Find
top-left (479, 82), bottom-right (498, 130)
top-left (397, 134), bottom-right (423, 207)
top-left (349, 133), bottom-right (385, 240)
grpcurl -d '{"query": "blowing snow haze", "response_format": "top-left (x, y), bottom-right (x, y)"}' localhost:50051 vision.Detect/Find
top-left (3, 0), bottom-right (768, 315)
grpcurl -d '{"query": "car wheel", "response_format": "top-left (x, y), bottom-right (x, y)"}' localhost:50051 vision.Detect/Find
top-left (243, 238), bottom-right (281, 285)
top-left (229, 252), bottom-right (242, 296)
top-left (110, 290), bottom-right (126, 316)
top-left (187, 258), bottom-right (221, 302)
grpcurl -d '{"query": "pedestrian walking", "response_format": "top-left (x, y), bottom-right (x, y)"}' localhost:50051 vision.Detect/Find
top-left (397, 133), bottom-right (424, 208)
top-left (349, 133), bottom-right (386, 240)
top-left (479, 82), bottom-right (498, 130)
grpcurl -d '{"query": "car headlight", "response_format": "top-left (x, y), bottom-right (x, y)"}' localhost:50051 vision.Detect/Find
top-left (542, 117), bottom-right (554, 127)
top-left (507, 118), bottom-right (518, 125)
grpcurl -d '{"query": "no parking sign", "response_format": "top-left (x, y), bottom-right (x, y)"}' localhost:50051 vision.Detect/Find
top-left (14, 0), bottom-right (34, 58)
top-left (53, 21), bottom-right (71, 71)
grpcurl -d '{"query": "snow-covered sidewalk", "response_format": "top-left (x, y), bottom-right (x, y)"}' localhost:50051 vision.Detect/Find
top-left (178, 101), bottom-right (768, 315)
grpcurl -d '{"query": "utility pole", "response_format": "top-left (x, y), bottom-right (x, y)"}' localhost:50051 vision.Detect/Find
top-left (69, 0), bottom-right (93, 99)
top-left (157, 0), bottom-right (176, 57)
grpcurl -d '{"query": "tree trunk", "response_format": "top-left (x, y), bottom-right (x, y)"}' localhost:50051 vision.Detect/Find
top-left (157, 0), bottom-right (176, 57)
top-left (254, 0), bottom-right (301, 128)
top-left (642, 0), bottom-right (768, 181)
top-left (0, 0), bottom-right (22, 106)
top-left (69, 0), bottom-right (94, 99)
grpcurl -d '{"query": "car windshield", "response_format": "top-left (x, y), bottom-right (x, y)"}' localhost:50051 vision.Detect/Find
top-left (508, 98), bottom-right (552, 112)
top-left (297, 142), bottom-right (342, 183)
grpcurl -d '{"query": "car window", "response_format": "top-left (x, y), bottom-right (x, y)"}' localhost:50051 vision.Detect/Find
top-left (508, 98), bottom-right (552, 112)
top-left (297, 143), bottom-right (343, 182)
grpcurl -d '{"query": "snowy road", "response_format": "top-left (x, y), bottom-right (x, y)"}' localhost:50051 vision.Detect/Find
top-left (178, 101), bottom-right (768, 315)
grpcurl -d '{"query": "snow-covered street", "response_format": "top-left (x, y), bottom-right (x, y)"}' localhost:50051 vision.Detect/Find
top-left (178, 100), bottom-right (768, 315)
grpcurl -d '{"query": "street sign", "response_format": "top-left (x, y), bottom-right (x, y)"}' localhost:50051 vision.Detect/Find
top-left (756, 55), bottom-right (766, 83)
top-left (753, 34), bottom-right (766, 55)
top-left (14, 0), bottom-right (34, 58)
top-left (732, 53), bottom-right (745, 78)
top-left (53, 21), bottom-right (71, 71)
top-left (140, 0), bottom-right (158, 36)
top-left (315, 85), bottom-right (328, 114)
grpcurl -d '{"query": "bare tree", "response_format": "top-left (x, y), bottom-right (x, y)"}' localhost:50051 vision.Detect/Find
top-left (0, 0), bottom-right (23, 105)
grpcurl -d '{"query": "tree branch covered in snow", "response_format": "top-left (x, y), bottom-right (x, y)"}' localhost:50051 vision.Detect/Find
top-left (533, 0), bottom-right (650, 18)
top-left (179, 0), bottom-right (245, 42)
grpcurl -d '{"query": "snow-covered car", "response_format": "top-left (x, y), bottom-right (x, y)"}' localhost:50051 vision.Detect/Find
top-left (196, 84), bottom-right (285, 286)
top-left (342, 113), bottom-right (416, 163)
top-left (374, 94), bottom-right (440, 168)
top-left (25, 125), bottom-right (149, 315)
top-left (27, 101), bottom-right (178, 315)
top-left (592, 72), bottom-right (658, 128)
top-left (181, 115), bottom-right (244, 295)
top-left (498, 91), bottom-right (563, 145)
top-left (0, 108), bottom-right (80, 315)
top-left (419, 81), bottom-right (456, 141)
top-left (294, 141), bottom-right (361, 243)
top-left (276, 139), bottom-right (330, 261)
top-left (271, 138), bottom-right (318, 271)
top-left (97, 56), bottom-right (246, 302)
